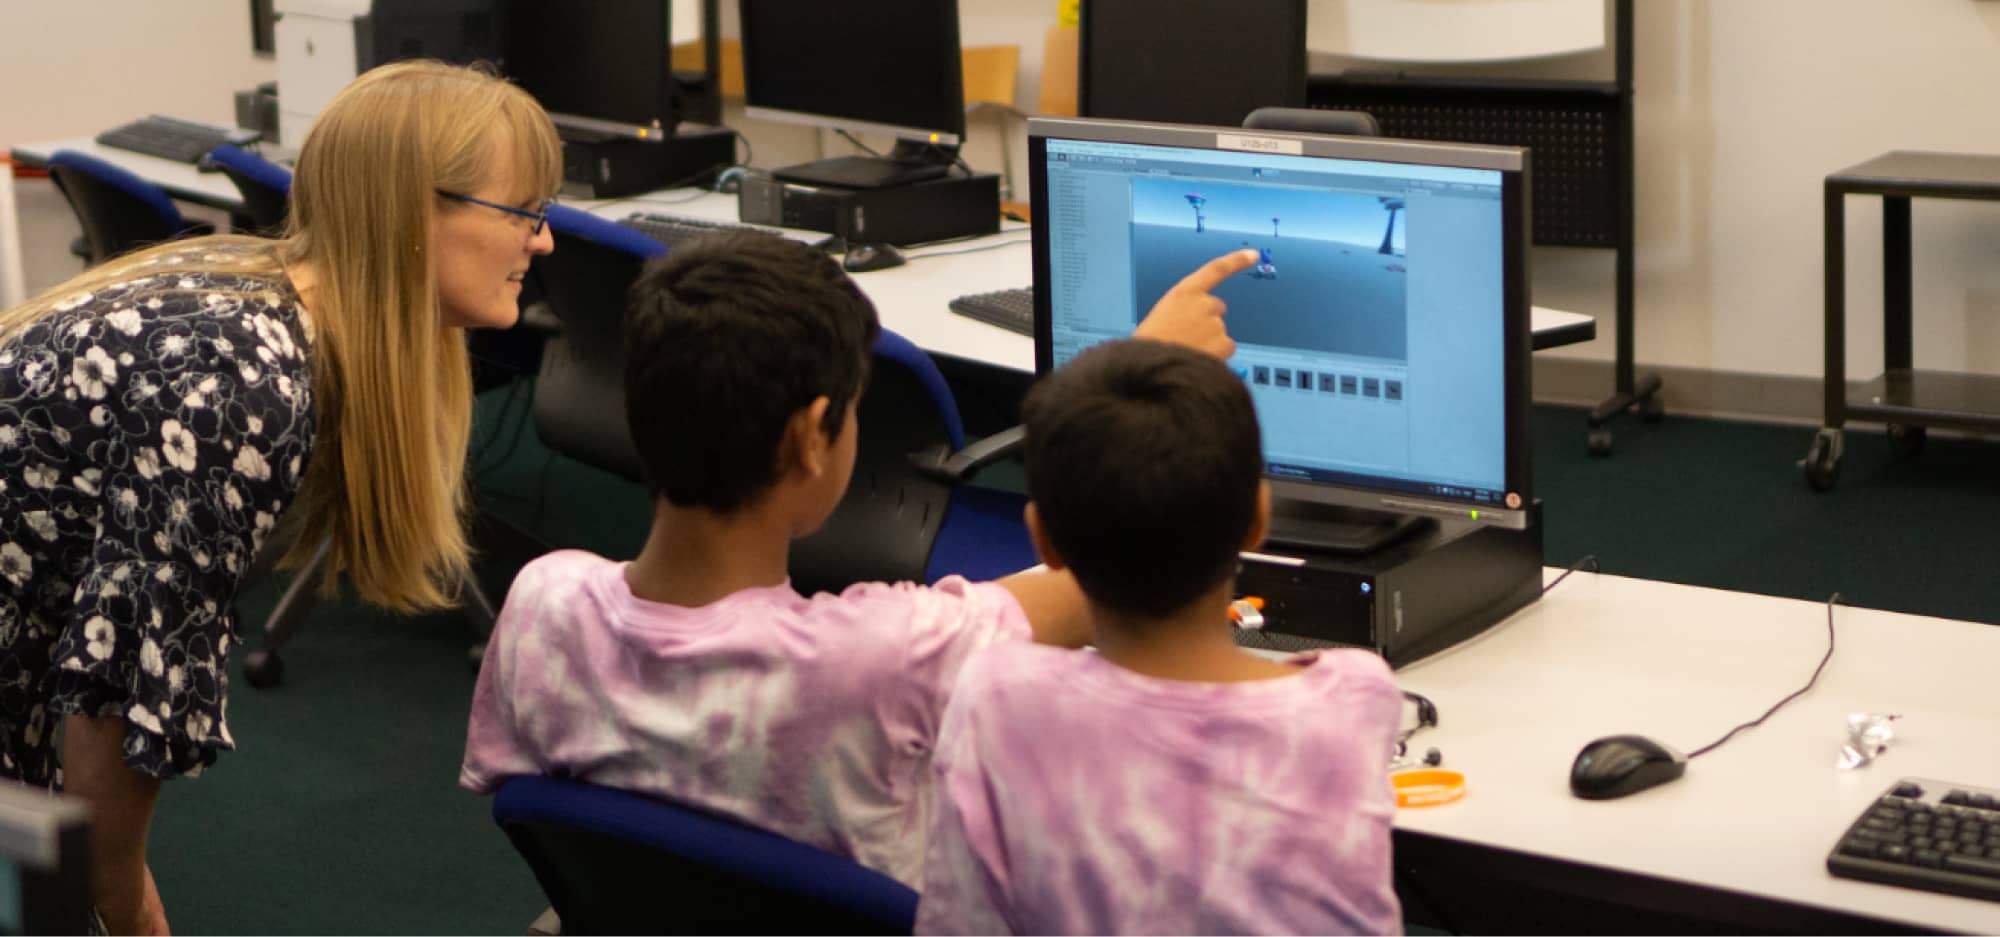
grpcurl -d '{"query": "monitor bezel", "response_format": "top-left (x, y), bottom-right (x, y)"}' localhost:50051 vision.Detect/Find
top-left (738, 0), bottom-right (966, 147)
top-left (1028, 116), bottom-right (1534, 531)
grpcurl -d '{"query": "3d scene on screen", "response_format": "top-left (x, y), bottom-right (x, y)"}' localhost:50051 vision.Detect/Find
top-left (1132, 176), bottom-right (1409, 361)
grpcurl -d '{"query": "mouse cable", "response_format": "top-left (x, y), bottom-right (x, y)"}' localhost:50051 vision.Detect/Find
top-left (731, 130), bottom-right (755, 170)
top-left (1541, 554), bottom-right (1600, 595)
top-left (1685, 592), bottom-right (1843, 759)
top-left (904, 235), bottom-right (1032, 261)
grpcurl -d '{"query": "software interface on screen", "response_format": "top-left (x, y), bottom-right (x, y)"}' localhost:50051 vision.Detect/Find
top-left (1044, 137), bottom-right (1510, 507)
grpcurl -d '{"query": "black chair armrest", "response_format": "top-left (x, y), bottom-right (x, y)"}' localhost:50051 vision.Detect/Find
top-left (518, 301), bottom-right (563, 335)
top-left (912, 424), bottom-right (1025, 484)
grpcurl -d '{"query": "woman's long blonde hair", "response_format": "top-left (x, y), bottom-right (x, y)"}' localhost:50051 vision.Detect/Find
top-left (0, 60), bottom-right (562, 611)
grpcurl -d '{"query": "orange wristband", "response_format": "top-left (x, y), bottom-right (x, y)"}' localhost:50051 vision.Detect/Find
top-left (1392, 769), bottom-right (1466, 808)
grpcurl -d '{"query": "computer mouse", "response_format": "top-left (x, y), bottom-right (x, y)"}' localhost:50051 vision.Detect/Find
top-left (842, 242), bottom-right (906, 273)
top-left (1569, 734), bottom-right (1687, 800)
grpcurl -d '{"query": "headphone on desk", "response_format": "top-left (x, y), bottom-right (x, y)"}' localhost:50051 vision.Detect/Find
top-left (1392, 690), bottom-right (1443, 770)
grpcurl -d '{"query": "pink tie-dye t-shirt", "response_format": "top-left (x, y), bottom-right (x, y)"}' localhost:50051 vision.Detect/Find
top-left (461, 550), bottom-right (1031, 888)
top-left (917, 642), bottom-right (1404, 935)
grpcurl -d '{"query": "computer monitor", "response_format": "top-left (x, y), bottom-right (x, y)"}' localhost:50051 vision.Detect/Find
top-left (739, 0), bottom-right (965, 189)
top-left (504, 0), bottom-right (678, 137)
top-left (1079, 0), bottom-right (1307, 128)
top-left (0, 783), bottom-right (91, 936)
top-left (1029, 117), bottom-right (1533, 552)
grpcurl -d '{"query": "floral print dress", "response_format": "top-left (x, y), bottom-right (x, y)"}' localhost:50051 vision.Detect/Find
top-left (0, 255), bottom-right (314, 785)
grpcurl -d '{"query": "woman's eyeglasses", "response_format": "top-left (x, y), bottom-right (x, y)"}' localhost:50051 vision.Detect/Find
top-left (435, 190), bottom-right (553, 236)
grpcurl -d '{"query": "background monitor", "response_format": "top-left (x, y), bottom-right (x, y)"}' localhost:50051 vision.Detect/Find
top-left (669, 0), bottom-right (723, 126)
top-left (504, 0), bottom-right (678, 134)
top-left (1080, 0), bottom-right (1307, 128)
top-left (739, 0), bottom-right (965, 187)
top-left (1028, 117), bottom-right (1533, 546)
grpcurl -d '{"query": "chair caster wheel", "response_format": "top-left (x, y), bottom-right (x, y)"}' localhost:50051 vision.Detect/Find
top-left (1639, 393), bottom-right (1666, 423)
top-left (1587, 427), bottom-right (1613, 457)
top-left (1800, 429), bottom-right (1842, 492)
top-left (244, 649), bottom-right (285, 689)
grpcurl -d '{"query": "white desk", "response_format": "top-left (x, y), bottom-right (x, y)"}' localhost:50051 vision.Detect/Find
top-left (1391, 570), bottom-right (2000, 933)
top-left (4, 139), bottom-right (248, 308)
top-left (582, 190), bottom-right (1598, 374)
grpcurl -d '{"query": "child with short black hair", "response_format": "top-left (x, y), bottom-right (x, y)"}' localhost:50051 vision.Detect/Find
top-left (916, 338), bottom-right (1404, 934)
top-left (462, 234), bottom-right (1257, 888)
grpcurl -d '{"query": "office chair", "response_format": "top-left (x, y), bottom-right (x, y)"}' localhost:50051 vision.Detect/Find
top-left (792, 331), bottom-right (1037, 594)
top-left (202, 143), bottom-right (291, 235)
top-left (529, 205), bottom-right (1036, 593)
top-left (528, 204), bottom-right (666, 481)
top-left (492, 775), bottom-right (919, 935)
top-left (1243, 106), bottom-right (1380, 137)
top-left (46, 149), bottom-right (212, 265)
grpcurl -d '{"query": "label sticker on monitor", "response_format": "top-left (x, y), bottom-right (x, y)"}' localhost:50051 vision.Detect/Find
top-left (1216, 134), bottom-right (1303, 156)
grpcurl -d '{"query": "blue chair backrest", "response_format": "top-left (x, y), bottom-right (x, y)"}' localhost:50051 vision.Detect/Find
top-left (47, 149), bottom-right (191, 263)
top-left (205, 144), bottom-right (292, 233)
top-left (493, 775), bottom-right (918, 935)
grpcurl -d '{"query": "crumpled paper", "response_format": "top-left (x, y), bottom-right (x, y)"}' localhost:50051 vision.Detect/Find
top-left (1836, 712), bottom-right (1900, 770)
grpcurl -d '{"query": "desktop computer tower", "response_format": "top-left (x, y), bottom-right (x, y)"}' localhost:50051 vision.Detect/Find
top-left (558, 127), bottom-right (738, 199)
top-left (738, 172), bottom-right (1000, 246)
top-left (1235, 506), bottom-right (1543, 668)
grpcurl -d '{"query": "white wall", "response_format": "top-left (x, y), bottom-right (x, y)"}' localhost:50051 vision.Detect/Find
top-left (0, 3), bottom-right (274, 147)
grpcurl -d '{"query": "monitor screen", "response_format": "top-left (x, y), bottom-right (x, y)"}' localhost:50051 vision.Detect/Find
top-left (504, 0), bottom-right (677, 131)
top-left (1029, 118), bottom-right (1533, 530)
top-left (1080, 0), bottom-right (1306, 128)
top-left (739, 0), bottom-right (965, 144)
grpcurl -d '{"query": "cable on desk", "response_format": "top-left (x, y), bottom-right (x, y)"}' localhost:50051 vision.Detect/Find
top-left (835, 128), bottom-right (883, 159)
top-left (1541, 554), bottom-right (1600, 595)
top-left (731, 130), bottom-right (754, 170)
top-left (905, 235), bottom-right (1032, 261)
top-left (1685, 592), bottom-right (1842, 760)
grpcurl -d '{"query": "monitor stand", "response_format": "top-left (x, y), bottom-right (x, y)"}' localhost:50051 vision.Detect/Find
top-left (1263, 497), bottom-right (1436, 555)
top-left (772, 139), bottom-right (956, 189)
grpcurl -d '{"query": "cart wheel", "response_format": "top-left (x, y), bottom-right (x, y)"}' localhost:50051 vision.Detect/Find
top-left (244, 649), bottom-right (285, 689)
top-left (1800, 429), bottom-right (1842, 492)
top-left (1886, 423), bottom-right (1926, 457)
top-left (1639, 393), bottom-right (1666, 423)
top-left (1587, 427), bottom-right (1614, 457)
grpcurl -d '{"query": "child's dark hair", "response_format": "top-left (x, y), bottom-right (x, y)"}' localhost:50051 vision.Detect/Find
top-left (623, 232), bottom-right (879, 513)
top-left (1022, 339), bottom-right (1263, 618)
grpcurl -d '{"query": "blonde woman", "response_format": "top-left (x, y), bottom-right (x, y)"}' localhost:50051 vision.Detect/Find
top-left (0, 60), bottom-right (560, 933)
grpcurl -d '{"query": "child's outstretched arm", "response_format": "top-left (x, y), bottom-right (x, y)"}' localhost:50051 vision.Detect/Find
top-left (1132, 248), bottom-right (1259, 359)
top-left (997, 569), bottom-right (1091, 648)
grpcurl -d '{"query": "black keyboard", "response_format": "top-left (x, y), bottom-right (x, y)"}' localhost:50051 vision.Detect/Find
top-left (1827, 777), bottom-right (2000, 903)
top-left (619, 212), bottom-right (802, 250)
top-left (96, 115), bottom-right (258, 164)
top-left (948, 287), bottom-right (1034, 336)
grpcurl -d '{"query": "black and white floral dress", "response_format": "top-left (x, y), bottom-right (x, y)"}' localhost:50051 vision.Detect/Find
top-left (0, 251), bottom-right (314, 785)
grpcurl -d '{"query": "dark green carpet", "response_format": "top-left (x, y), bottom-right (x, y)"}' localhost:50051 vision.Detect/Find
top-left (145, 388), bottom-right (1999, 933)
